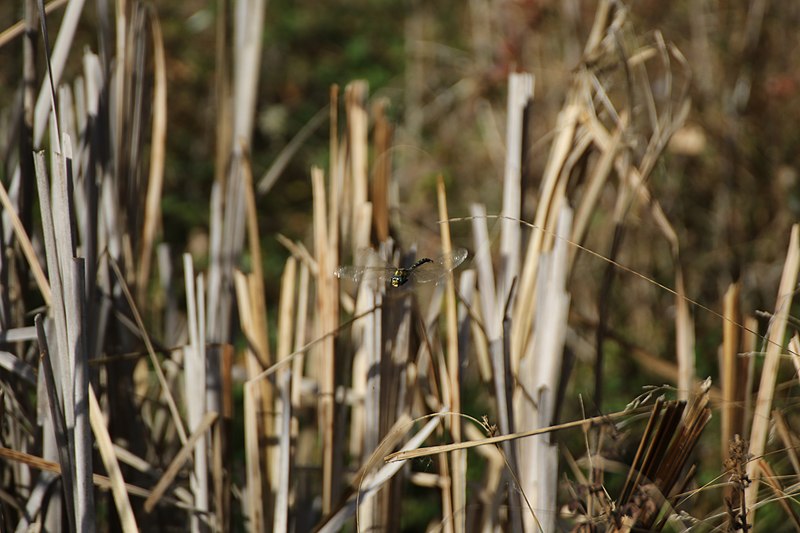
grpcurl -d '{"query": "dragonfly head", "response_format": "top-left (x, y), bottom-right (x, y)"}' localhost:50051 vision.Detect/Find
top-left (391, 269), bottom-right (408, 287)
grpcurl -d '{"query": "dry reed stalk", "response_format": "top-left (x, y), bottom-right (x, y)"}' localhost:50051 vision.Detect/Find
top-left (88, 385), bottom-right (138, 532)
top-left (469, 206), bottom-right (505, 421)
top-left (212, 0), bottom-right (231, 187)
top-left (242, 155), bottom-right (271, 366)
top-left (311, 166), bottom-right (337, 514)
top-left (327, 87), bottom-right (342, 347)
top-left (499, 73), bottom-right (532, 310)
top-left (372, 99), bottom-right (392, 242)
top-left (214, 343), bottom-right (234, 531)
top-left (31, 0), bottom-right (84, 148)
top-left (469, 203), bottom-right (522, 529)
top-left (290, 262), bottom-right (310, 456)
top-left (721, 282), bottom-right (742, 460)
top-left (511, 96), bottom-right (578, 367)
top-left (231, 0), bottom-right (266, 146)
top-left (456, 269), bottom-right (476, 381)
top-left (569, 118), bottom-right (624, 270)
top-left (465, 279), bottom-right (492, 383)
top-left (35, 315), bottom-right (76, 532)
top-left (519, 206), bottom-right (573, 532)
top-left (438, 448), bottom-right (455, 533)
top-left (135, 10), bottom-right (166, 305)
top-left (277, 257), bottom-right (297, 367)
top-left (346, 81), bottom-right (370, 256)
top-left (436, 176), bottom-right (465, 533)
top-left (746, 224), bottom-right (800, 526)
top-left (69, 257), bottom-right (94, 532)
top-left (246, 381), bottom-right (266, 531)
top-left (273, 370), bottom-right (292, 533)
top-left (675, 270), bottom-right (696, 404)
top-left (741, 315), bottom-right (758, 440)
top-left (273, 256), bottom-right (296, 531)
top-left (241, 151), bottom-right (276, 522)
top-left (347, 273), bottom-right (372, 462)
top-left (234, 271), bottom-right (265, 532)
top-left (183, 256), bottom-right (210, 530)
top-left (33, 133), bottom-right (101, 529)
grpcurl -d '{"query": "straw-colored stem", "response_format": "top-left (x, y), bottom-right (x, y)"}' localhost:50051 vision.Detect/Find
top-left (312, 166), bottom-right (337, 513)
top-left (721, 282), bottom-right (741, 459)
top-left (746, 224), bottom-right (800, 526)
top-left (136, 10), bottom-right (167, 305)
top-left (437, 176), bottom-right (464, 533)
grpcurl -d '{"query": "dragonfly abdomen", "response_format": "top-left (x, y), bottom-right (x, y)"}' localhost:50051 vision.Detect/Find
top-left (410, 257), bottom-right (433, 270)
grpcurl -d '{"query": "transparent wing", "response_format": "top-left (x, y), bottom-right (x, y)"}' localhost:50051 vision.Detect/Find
top-left (407, 264), bottom-right (444, 284)
top-left (335, 248), bottom-right (396, 283)
top-left (409, 248), bottom-right (468, 284)
top-left (335, 265), bottom-right (396, 283)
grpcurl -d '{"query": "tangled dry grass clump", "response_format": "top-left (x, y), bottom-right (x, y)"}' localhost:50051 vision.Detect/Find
top-left (1, 0), bottom-right (800, 531)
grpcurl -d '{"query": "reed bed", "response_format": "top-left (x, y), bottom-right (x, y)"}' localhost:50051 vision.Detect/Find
top-left (1, 0), bottom-right (800, 531)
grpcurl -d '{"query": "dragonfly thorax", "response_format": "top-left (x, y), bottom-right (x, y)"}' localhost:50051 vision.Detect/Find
top-left (390, 258), bottom-right (433, 287)
top-left (391, 269), bottom-right (408, 287)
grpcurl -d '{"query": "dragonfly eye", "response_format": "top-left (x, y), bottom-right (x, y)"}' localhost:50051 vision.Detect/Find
top-left (391, 269), bottom-right (406, 287)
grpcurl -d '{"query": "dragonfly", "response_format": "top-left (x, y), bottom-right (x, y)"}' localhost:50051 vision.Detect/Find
top-left (335, 247), bottom-right (468, 288)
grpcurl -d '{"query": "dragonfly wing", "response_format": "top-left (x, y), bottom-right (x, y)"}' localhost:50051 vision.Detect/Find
top-left (411, 248), bottom-right (469, 284)
top-left (336, 265), bottom-right (396, 283)
top-left (436, 247), bottom-right (468, 270)
top-left (335, 265), bottom-right (365, 283)
top-left (337, 248), bottom-right (397, 284)
top-left (409, 265), bottom-right (444, 283)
